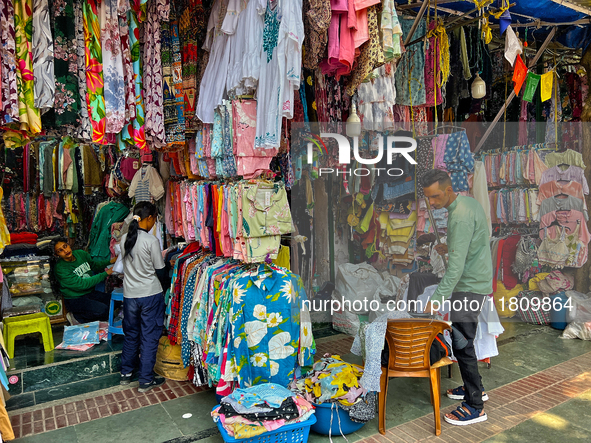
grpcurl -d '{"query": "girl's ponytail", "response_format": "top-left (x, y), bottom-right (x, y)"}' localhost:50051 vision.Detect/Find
top-left (123, 202), bottom-right (157, 260)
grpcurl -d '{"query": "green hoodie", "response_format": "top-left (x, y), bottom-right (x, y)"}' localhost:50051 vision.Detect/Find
top-left (54, 250), bottom-right (111, 299)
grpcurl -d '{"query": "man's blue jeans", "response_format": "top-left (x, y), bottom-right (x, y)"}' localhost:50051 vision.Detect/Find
top-left (120, 292), bottom-right (165, 384)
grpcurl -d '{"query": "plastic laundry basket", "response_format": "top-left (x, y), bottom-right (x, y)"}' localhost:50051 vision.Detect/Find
top-left (215, 412), bottom-right (316, 443)
top-left (310, 402), bottom-right (365, 435)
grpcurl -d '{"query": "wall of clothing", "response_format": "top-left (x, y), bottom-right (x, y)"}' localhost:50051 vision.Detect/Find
top-left (164, 179), bottom-right (292, 263)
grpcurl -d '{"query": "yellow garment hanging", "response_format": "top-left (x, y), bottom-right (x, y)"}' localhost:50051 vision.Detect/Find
top-left (426, 20), bottom-right (451, 85)
top-left (0, 188), bottom-right (11, 254)
top-left (272, 245), bottom-right (291, 270)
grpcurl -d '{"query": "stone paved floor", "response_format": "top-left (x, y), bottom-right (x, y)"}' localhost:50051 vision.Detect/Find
top-left (9, 322), bottom-right (591, 442)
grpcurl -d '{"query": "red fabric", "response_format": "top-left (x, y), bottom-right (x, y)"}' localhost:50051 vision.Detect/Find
top-left (513, 56), bottom-right (528, 95)
top-left (492, 239), bottom-right (505, 293)
top-left (120, 158), bottom-right (141, 182)
top-left (211, 185), bottom-right (223, 256)
top-left (10, 232), bottom-right (38, 244)
top-left (501, 235), bottom-right (520, 290)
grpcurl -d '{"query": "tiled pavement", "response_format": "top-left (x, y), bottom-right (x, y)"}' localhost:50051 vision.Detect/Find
top-left (356, 352), bottom-right (591, 443)
top-left (9, 380), bottom-right (208, 439)
top-left (9, 324), bottom-right (591, 442)
top-left (8, 335), bottom-right (354, 440)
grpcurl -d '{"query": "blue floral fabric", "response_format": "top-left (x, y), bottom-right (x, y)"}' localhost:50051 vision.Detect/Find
top-left (444, 131), bottom-right (474, 192)
top-left (229, 265), bottom-right (314, 388)
top-left (222, 101), bottom-right (237, 177)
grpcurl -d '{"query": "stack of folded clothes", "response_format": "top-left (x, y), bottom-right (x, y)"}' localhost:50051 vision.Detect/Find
top-left (212, 383), bottom-right (315, 439)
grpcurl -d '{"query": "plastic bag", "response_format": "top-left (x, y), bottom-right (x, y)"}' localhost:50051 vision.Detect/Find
top-left (368, 275), bottom-right (401, 323)
top-left (331, 294), bottom-right (363, 337)
top-left (565, 291), bottom-right (591, 323)
top-left (562, 322), bottom-right (591, 340)
top-left (334, 263), bottom-right (384, 306)
top-left (63, 321), bottom-right (101, 346)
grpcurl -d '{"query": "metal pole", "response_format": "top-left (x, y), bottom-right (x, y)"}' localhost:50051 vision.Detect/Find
top-left (404, 0), bottom-right (431, 46)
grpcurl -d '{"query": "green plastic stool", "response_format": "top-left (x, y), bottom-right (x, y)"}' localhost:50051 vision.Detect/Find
top-left (3, 313), bottom-right (55, 359)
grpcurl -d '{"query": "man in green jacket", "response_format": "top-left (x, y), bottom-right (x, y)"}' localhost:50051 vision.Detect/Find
top-left (422, 169), bottom-right (492, 427)
top-left (53, 238), bottom-right (116, 325)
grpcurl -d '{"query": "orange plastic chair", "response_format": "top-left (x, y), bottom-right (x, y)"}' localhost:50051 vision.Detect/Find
top-left (378, 318), bottom-right (453, 436)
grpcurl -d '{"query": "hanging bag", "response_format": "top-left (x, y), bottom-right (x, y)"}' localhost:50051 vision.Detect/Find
top-left (538, 227), bottom-right (569, 268)
top-left (512, 235), bottom-right (538, 276)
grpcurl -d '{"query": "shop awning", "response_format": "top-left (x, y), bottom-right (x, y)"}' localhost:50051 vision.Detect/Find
top-left (395, 0), bottom-right (591, 50)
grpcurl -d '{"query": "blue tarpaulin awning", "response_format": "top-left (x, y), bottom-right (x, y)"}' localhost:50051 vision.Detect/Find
top-left (395, 0), bottom-right (591, 50)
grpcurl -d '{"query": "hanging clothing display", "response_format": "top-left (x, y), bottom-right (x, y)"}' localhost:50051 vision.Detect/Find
top-left (166, 246), bottom-right (314, 390)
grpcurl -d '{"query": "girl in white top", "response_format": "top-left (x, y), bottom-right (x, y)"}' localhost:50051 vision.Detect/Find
top-left (119, 202), bottom-right (167, 393)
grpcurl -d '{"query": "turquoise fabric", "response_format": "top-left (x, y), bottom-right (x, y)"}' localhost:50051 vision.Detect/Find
top-left (227, 383), bottom-right (294, 409)
top-left (229, 265), bottom-right (313, 387)
top-left (395, 18), bottom-right (426, 106)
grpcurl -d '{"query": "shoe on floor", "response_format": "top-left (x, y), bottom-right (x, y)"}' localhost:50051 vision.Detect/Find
top-left (120, 373), bottom-right (133, 385)
top-left (66, 312), bottom-right (80, 326)
top-left (444, 402), bottom-right (487, 426)
top-left (138, 377), bottom-right (166, 393)
top-left (447, 385), bottom-right (489, 402)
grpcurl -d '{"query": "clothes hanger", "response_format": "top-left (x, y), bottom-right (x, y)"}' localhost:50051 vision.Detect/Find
top-left (426, 125), bottom-right (466, 136)
top-left (540, 220), bottom-right (571, 232)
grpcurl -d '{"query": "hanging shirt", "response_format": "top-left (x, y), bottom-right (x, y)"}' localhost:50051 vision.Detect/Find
top-left (538, 181), bottom-right (586, 204)
top-left (544, 149), bottom-right (586, 169)
top-left (539, 195), bottom-right (588, 221)
top-left (228, 265), bottom-right (314, 387)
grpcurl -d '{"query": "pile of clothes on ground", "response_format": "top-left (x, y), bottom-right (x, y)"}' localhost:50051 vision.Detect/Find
top-left (212, 383), bottom-right (315, 439)
top-left (289, 355), bottom-right (376, 423)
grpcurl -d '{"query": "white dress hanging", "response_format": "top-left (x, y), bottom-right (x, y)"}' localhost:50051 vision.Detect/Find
top-left (255, 0), bottom-right (304, 149)
top-left (196, 0), bottom-right (247, 124)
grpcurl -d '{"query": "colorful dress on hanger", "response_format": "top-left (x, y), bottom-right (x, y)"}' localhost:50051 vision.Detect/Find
top-left (14, 0), bottom-right (41, 133)
top-left (1, 0), bottom-right (19, 124)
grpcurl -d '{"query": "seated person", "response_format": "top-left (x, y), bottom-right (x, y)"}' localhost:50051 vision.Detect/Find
top-left (52, 238), bottom-right (116, 325)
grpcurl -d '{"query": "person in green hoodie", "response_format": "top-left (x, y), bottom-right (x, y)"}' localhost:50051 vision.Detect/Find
top-left (52, 238), bottom-right (117, 325)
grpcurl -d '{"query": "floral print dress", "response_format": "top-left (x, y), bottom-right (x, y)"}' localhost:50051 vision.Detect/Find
top-left (83, 0), bottom-right (109, 143)
top-left (120, 9), bottom-right (146, 150)
top-left (48, 0), bottom-right (80, 128)
top-left (143, 0), bottom-right (169, 148)
top-left (14, 0), bottom-right (42, 133)
top-left (74, 0), bottom-right (91, 140)
top-left (1, 0), bottom-right (20, 124)
top-left (100, 0), bottom-right (127, 135)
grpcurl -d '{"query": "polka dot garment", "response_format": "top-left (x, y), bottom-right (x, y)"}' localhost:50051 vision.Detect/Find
top-left (443, 131), bottom-right (475, 192)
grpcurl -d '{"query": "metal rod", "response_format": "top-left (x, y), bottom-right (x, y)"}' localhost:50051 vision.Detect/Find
top-left (445, 2), bottom-right (491, 29)
top-left (489, 18), bottom-right (591, 28)
top-left (404, 0), bottom-right (430, 46)
top-left (474, 27), bottom-right (557, 153)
